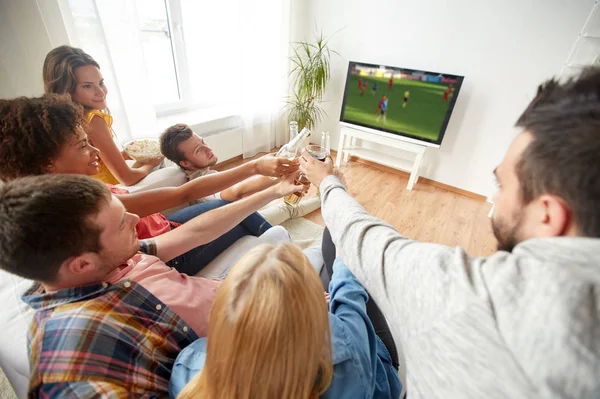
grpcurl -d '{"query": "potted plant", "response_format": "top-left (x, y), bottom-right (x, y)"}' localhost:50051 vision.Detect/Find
top-left (285, 32), bottom-right (337, 132)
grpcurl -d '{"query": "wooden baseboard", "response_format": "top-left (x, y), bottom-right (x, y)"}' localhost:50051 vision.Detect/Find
top-left (421, 177), bottom-right (486, 201)
top-left (330, 149), bottom-right (486, 201)
top-left (212, 148), bottom-right (485, 201)
top-left (213, 155), bottom-right (244, 171)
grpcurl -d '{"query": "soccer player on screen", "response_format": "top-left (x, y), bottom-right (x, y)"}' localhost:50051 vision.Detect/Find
top-left (443, 84), bottom-right (453, 102)
top-left (360, 81), bottom-right (367, 96)
top-left (372, 82), bottom-right (379, 95)
top-left (388, 76), bottom-right (394, 90)
top-left (375, 95), bottom-right (386, 115)
top-left (375, 96), bottom-right (385, 116)
top-left (403, 90), bottom-right (410, 108)
top-left (376, 96), bottom-right (388, 123)
top-left (358, 78), bottom-right (363, 91)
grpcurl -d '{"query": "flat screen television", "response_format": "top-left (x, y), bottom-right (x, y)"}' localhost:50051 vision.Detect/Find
top-left (339, 61), bottom-right (464, 147)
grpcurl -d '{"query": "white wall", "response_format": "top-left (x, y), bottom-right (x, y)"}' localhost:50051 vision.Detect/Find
top-left (0, 0), bottom-right (68, 98)
top-left (296, 0), bottom-right (592, 196)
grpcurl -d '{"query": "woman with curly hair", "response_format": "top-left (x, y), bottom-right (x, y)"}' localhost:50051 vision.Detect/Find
top-left (0, 95), bottom-right (300, 275)
top-left (0, 95), bottom-right (94, 179)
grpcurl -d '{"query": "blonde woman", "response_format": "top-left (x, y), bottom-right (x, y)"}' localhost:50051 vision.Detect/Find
top-left (170, 243), bottom-right (401, 398)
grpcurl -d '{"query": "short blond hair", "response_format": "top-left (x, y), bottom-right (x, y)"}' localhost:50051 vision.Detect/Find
top-left (178, 243), bottom-right (333, 399)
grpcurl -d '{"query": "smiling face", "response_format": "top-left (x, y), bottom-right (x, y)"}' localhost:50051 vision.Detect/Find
top-left (178, 133), bottom-right (218, 171)
top-left (48, 127), bottom-right (100, 176)
top-left (72, 65), bottom-right (108, 110)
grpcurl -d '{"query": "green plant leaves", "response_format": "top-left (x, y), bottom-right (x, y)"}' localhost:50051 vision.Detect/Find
top-left (286, 31), bottom-right (336, 129)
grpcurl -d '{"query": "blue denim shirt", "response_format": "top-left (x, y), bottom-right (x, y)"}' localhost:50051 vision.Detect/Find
top-left (169, 259), bottom-right (401, 398)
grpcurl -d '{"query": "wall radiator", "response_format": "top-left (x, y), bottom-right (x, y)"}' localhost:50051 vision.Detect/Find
top-left (187, 115), bottom-right (244, 163)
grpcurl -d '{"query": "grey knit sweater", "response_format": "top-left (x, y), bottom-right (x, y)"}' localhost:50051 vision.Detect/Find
top-left (320, 175), bottom-right (600, 399)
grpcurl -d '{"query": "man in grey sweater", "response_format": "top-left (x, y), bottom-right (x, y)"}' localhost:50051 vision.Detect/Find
top-left (300, 69), bottom-right (600, 398)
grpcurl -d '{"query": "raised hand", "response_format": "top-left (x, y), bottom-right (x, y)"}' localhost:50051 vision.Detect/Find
top-left (298, 149), bottom-right (335, 187)
top-left (255, 153), bottom-right (299, 177)
top-left (273, 171), bottom-right (305, 197)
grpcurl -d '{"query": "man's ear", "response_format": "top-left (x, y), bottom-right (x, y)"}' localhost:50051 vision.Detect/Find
top-left (63, 253), bottom-right (98, 277)
top-left (179, 159), bottom-right (192, 169)
top-left (533, 194), bottom-right (573, 237)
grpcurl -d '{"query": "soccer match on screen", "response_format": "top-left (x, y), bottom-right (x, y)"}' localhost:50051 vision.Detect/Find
top-left (341, 63), bottom-right (462, 143)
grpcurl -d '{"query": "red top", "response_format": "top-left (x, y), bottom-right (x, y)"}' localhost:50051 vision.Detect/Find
top-left (108, 185), bottom-right (180, 239)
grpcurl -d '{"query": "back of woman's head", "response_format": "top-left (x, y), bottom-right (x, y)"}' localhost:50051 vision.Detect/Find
top-left (179, 243), bottom-right (333, 399)
top-left (43, 45), bottom-right (99, 95)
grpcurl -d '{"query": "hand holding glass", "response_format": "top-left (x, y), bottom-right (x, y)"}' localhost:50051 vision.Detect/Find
top-left (283, 145), bottom-right (327, 205)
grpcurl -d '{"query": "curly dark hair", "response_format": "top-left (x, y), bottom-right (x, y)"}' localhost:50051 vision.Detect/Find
top-left (0, 94), bottom-right (84, 180)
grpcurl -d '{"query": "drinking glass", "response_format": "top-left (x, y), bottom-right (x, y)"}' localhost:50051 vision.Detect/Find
top-left (283, 145), bottom-right (327, 205)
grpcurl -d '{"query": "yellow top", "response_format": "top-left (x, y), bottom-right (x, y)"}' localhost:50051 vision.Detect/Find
top-left (404, 90), bottom-right (410, 98)
top-left (85, 110), bottom-right (120, 185)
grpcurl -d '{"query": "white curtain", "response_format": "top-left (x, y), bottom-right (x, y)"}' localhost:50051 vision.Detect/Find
top-left (58, 0), bottom-right (158, 144)
top-left (57, 0), bottom-right (291, 155)
top-left (237, 0), bottom-right (292, 157)
top-left (179, 0), bottom-right (292, 157)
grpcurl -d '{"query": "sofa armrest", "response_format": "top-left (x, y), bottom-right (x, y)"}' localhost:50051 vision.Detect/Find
top-left (116, 165), bottom-right (187, 194)
top-left (195, 226), bottom-right (291, 280)
top-left (115, 166), bottom-right (188, 216)
top-left (0, 270), bottom-right (34, 398)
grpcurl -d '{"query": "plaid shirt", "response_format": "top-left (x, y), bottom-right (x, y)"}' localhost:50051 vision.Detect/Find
top-left (22, 258), bottom-right (199, 398)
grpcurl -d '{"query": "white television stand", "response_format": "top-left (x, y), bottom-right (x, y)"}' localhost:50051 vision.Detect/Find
top-left (335, 123), bottom-right (430, 190)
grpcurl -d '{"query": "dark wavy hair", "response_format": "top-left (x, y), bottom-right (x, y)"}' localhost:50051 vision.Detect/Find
top-left (0, 95), bottom-right (84, 180)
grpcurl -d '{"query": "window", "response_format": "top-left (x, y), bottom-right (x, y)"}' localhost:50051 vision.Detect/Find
top-left (136, 0), bottom-right (189, 114)
top-left (62, 0), bottom-right (242, 117)
top-left (179, 0), bottom-right (241, 109)
top-left (134, 0), bottom-right (240, 115)
top-left (137, 0), bottom-right (179, 105)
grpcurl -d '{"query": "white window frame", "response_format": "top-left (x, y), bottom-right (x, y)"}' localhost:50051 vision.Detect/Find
top-left (152, 0), bottom-right (192, 116)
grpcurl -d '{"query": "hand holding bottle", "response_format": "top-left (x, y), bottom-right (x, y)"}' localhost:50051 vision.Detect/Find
top-left (254, 153), bottom-right (299, 178)
top-left (276, 127), bottom-right (311, 159)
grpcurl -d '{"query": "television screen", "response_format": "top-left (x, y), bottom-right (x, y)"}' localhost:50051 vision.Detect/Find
top-left (340, 61), bottom-right (464, 146)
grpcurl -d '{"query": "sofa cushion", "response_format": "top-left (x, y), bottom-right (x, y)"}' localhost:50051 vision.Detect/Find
top-left (0, 270), bottom-right (34, 398)
top-left (116, 165), bottom-right (187, 194)
top-left (194, 226), bottom-right (291, 279)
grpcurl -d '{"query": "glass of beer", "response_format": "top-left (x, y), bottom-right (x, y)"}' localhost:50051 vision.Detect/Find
top-left (283, 145), bottom-right (327, 206)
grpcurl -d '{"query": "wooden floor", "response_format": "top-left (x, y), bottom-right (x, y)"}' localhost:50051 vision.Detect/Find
top-left (217, 154), bottom-right (497, 257)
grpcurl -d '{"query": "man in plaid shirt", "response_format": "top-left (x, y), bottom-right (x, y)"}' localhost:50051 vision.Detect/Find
top-left (0, 174), bottom-right (301, 397)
